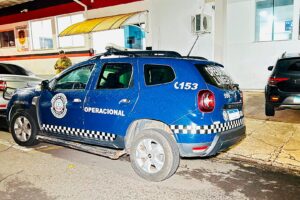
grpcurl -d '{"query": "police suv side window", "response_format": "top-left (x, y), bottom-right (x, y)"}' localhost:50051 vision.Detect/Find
top-left (144, 64), bottom-right (175, 85)
top-left (54, 64), bottom-right (94, 90)
top-left (97, 63), bottom-right (132, 89)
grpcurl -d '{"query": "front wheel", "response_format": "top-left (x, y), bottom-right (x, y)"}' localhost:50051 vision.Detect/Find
top-left (10, 111), bottom-right (39, 146)
top-left (130, 129), bottom-right (180, 182)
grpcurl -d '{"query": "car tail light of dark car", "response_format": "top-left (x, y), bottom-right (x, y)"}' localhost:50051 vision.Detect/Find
top-left (0, 81), bottom-right (7, 91)
top-left (268, 77), bottom-right (289, 86)
top-left (198, 90), bottom-right (215, 112)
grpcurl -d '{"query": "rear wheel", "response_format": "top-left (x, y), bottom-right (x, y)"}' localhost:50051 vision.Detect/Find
top-left (130, 129), bottom-right (180, 182)
top-left (265, 103), bottom-right (275, 116)
top-left (10, 111), bottom-right (39, 146)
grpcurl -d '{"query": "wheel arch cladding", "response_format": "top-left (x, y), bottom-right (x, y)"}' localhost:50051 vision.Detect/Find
top-left (9, 104), bottom-right (39, 131)
top-left (124, 119), bottom-right (177, 150)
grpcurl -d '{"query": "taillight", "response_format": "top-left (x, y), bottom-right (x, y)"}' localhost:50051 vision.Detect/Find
top-left (192, 146), bottom-right (208, 153)
top-left (0, 81), bottom-right (7, 91)
top-left (268, 77), bottom-right (289, 86)
top-left (198, 90), bottom-right (215, 112)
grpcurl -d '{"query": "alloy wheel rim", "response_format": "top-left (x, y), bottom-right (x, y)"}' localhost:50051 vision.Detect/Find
top-left (14, 116), bottom-right (32, 142)
top-left (135, 138), bottom-right (165, 174)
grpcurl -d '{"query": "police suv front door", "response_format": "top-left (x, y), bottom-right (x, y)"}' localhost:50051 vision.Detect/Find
top-left (83, 60), bottom-right (139, 148)
top-left (39, 64), bottom-right (94, 137)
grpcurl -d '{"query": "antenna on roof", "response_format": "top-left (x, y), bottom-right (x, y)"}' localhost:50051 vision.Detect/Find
top-left (187, 35), bottom-right (200, 57)
top-left (281, 51), bottom-right (287, 58)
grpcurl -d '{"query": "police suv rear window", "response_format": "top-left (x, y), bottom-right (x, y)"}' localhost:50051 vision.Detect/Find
top-left (195, 64), bottom-right (236, 90)
top-left (144, 64), bottom-right (175, 85)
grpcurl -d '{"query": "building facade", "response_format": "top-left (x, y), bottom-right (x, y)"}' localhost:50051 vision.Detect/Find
top-left (0, 0), bottom-right (298, 89)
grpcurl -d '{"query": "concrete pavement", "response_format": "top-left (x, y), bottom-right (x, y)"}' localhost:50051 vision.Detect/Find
top-left (219, 92), bottom-right (300, 174)
top-left (0, 91), bottom-right (299, 176)
top-left (0, 91), bottom-right (300, 199)
top-left (219, 118), bottom-right (300, 174)
top-left (0, 130), bottom-right (299, 200)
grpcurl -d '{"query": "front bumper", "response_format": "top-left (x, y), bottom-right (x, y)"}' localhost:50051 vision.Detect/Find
top-left (178, 125), bottom-right (246, 157)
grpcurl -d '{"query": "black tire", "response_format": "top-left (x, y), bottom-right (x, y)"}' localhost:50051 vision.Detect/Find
top-left (10, 111), bottom-right (39, 146)
top-left (265, 103), bottom-right (275, 116)
top-left (130, 129), bottom-right (180, 182)
top-left (0, 116), bottom-right (8, 131)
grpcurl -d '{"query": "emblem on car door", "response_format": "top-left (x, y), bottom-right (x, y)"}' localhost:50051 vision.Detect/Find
top-left (51, 93), bottom-right (68, 118)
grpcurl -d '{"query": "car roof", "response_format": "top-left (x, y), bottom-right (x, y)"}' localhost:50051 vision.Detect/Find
top-left (0, 62), bottom-right (35, 76)
top-left (97, 56), bottom-right (223, 67)
top-left (87, 49), bottom-right (223, 67)
top-left (0, 62), bottom-right (22, 67)
top-left (280, 52), bottom-right (300, 60)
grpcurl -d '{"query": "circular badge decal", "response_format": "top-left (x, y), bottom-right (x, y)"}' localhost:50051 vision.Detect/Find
top-left (51, 93), bottom-right (68, 118)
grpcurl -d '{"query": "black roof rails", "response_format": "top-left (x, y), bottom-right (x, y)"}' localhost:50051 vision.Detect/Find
top-left (90, 46), bottom-right (207, 60)
top-left (106, 47), bottom-right (182, 57)
top-left (90, 46), bottom-right (182, 59)
top-left (182, 56), bottom-right (208, 60)
top-left (126, 50), bottom-right (182, 58)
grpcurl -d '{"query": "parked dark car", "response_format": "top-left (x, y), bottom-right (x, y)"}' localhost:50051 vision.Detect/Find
top-left (265, 54), bottom-right (300, 116)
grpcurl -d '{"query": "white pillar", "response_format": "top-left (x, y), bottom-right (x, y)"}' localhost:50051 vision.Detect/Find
top-left (214, 0), bottom-right (227, 64)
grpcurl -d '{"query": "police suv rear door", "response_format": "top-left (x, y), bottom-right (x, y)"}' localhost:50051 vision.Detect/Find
top-left (82, 58), bottom-right (139, 148)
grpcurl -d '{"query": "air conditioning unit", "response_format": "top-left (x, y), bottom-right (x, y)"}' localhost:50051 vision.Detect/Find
top-left (193, 14), bottom-right (212, 33)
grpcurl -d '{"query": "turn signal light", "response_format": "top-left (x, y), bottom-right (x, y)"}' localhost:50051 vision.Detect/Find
top-left (198, 90), bottom-right (215, 112)
top-left (268, 77), bottom-right (289, 86)
top-left (0, 81), bottom-right (7, 91)
top-left (270, 96), bottom-right (279, 102)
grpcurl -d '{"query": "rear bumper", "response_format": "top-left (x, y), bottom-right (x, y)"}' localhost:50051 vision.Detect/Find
top-left (179, 125), bottom-right (246, 157)
top-left (265, 86), bottom-right (300, 109)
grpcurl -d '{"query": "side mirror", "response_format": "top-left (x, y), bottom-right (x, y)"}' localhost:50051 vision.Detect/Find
top-left (41, 80), bottom-right (50, 91)
top-left (268, 66), bottom-right (274, 71)
top-left (89, 48), bottom-right (95, 56)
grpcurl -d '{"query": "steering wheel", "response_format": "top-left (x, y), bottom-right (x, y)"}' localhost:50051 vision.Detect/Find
top-left (72, 82), bottom-right (86, 89)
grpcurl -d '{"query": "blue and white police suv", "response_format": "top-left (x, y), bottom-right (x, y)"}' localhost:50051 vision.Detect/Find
top-left (6, 49), bottom-right (245, 181)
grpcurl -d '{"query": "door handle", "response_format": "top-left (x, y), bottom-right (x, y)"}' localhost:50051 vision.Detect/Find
top-left (119, 98), bottom-right (130, 104)
top-left (73, 98), bottom-right (82, 103)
